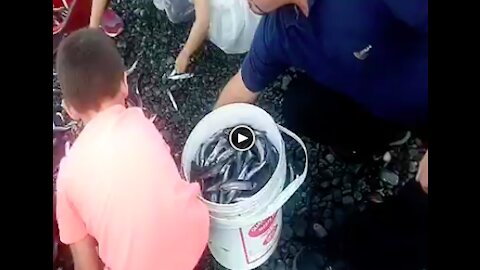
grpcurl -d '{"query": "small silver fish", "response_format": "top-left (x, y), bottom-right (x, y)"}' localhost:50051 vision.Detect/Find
top-left (166, 89), bottom-right (178, 111)
top-left (253, 137), bottom-right (266, 163)
top-left (231, 196), bottom-right (249, 204)
top-left (238, 162), bottom-right (251, 180)
top-left (218, 190), bottom-right (225, 204)
top-left (244, 160), bottom-right (267, 180)
top-left (224, 190), bottom-right (240, 204)
top-left (168, 69), bottom-right (194, 80)
top-left (210, 192), bottom-right (218, 203)
top-left (126, 58), bottom-right (139, 76)
top-left (222, 164), bottom-right (232, 183)
top-left (205, 137), bottom-right (229, 166)
top-left (219, 180), bottom-right (255, 192)
top-left (197, 130), bottom-right (224, 166)
top-left (215, 148), bottom-right (235, 165)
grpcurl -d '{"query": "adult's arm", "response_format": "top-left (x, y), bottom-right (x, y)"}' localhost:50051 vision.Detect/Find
top-left (215, 16), bottom-right (288, 108)
top-left (383, 0), bottom-right (428, 33)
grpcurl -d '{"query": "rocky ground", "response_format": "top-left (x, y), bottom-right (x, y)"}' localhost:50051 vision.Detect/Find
top-left (53, 1), bottom-right (427, 269)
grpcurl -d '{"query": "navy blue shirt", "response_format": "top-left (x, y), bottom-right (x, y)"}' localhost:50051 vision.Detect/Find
top-left (241, 0), bottom-right (428, 126)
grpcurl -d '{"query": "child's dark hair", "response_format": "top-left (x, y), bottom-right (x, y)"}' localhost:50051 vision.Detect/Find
top-left (56, 28), bottom-right (125, 113)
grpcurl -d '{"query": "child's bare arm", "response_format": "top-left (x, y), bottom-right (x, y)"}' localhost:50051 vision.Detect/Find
top-left (175, 0), bottom-right (210, 73)
top-left (89, 0), bottom-right (109, 28)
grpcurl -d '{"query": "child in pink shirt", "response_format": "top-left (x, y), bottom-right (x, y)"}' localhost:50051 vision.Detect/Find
top-left (55, 28), bottom-right (209, 270)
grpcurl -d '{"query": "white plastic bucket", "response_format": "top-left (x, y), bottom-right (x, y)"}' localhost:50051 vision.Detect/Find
top-left (182, 103), bottom-right (308, 270)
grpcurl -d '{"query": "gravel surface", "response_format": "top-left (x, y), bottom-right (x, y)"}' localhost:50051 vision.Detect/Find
top-left (53, 1), bottom-right (427, 269)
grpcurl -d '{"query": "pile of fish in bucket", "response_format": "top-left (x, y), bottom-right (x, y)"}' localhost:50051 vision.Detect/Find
top-left (190, 127), bottom-right (279, 204)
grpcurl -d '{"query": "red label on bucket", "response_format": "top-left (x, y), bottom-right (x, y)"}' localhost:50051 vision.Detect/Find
top-left (248, 212), bottom-right (278, 238)
top-left (263, 224), bottom-right (278, 246)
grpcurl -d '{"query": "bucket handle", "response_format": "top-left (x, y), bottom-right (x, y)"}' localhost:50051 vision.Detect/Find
top-left (214, 124), bottom-right (308, 227)
top-left (253, 124), bottom-right (309, 221)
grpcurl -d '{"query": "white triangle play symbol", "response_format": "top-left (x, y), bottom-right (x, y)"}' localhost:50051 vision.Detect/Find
top-left (237, 133), bottom-right (248, 143)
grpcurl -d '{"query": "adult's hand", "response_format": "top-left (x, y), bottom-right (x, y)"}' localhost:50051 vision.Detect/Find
top-left (214, 71), bottom-right (259, 108)
top-left (416, 150), bottom-right (428, 194)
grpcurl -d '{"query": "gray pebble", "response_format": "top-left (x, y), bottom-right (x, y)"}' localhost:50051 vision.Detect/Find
top-left (166, 56), bottom-right (175, 65)
top-left (343, 182), bottom-right (352, 190)
top-left (281, 224), bottom-right (294, 241)
top-left (332, 178), bottom-right (341, 186)
top-left (383, 151), bottom-right (392, 163)
top-left (326, 154), bottom-right (335, 163)
top-left (342, 196), bottom-right (355, 205)
top-left (298, 207), bottom-right (308, 216)
top-left (324, 219), bottom-right (334, 230)
top-left (342, 189), bottom-right (352, 195)
top-left (288, 245), bottom-right (298, 255)
top-left (275, 260), bottom-right (286, 270)
top-left (313, 223), bottom-right (328, 238)
top-left (285, 258), bottom-right (293, 268)
top-left (320, 181), bottom-right (330, 189)
top-left (379, 168), bottom-right (399, 186)
top-left (258, 265), bottom-right (269, 270)
top-left (322, 194), bottom-right (333, 202)
top-left (321, 169), bottom-right (334, 179)
top-left (281, 75), bottom-right (292, 91)
top-left (333, 189), bottom-right (342, 202)
top-left (353, 191), bottom-right (363, 201)
top-left (409, 161), bottom-right (418, 173)
top-left (415, 138), bottom-right (423, 147)
top-left (283, 201), bottom-right (295, 217)
top-left (293, 218), bottom-right (308, 238)
top-left (323, 208), bottom-right (333, 218)
top-left (271, 250), bottom-right (281, 260)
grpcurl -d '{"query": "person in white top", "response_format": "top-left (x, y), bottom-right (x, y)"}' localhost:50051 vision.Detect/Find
top-left (153, 0), bottom-right (261, 73)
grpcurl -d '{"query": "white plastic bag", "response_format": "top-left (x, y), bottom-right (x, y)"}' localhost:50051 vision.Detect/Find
top-left (206, 0), bottom-right (261, 54)
top-left (153, 0), bottom-right (195, 23)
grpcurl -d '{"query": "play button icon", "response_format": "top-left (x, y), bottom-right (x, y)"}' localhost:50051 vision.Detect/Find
top-left (229, 125), bottom-right (256, 151)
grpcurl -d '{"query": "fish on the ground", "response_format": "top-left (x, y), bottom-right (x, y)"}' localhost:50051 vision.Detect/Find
top-left (190, 126), bottom-right (279, 204)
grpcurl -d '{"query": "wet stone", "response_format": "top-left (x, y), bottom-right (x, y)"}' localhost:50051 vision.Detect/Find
top-left (333, 189), bottom-right (343, 202)
top-left (409, 161), bottom-right (418, 173)
top-left (326, 154), bottom-right (335, 163)
top-left (332, 178), bottom-right (341, 186)
top-left (323, 208), bottom-right (333, 218)
top-left (293, 217), bottom-right (308, 238)
top-left (324, 218), bottom-right (334, 230)
top-left (353, 191), bottom-right (363, 201)
top-left (313, 223), bottom-right (328, 238)
top-left (342, 196), bottom-right (355, 205)
top-left (322, 194), bottom-right (333, 202)
top-left (281, 224), bottom-right (294, 241)
top-left (274, 260), bottom-right (286, 270)
top-left (379, 168), bottom-right (399, 186)
top-left (320, 181), bottom-right (330, 189)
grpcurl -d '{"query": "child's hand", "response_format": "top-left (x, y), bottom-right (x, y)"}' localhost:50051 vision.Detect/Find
top-left (175, 50), bottom-right (191, 74)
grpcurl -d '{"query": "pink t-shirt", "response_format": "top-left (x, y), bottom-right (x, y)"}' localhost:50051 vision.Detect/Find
top-left (56, 105), bottom-right (209, 270)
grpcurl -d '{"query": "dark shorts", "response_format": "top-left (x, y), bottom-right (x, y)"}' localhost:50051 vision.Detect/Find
top-left (282, 73), bottom-right (427, 159)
